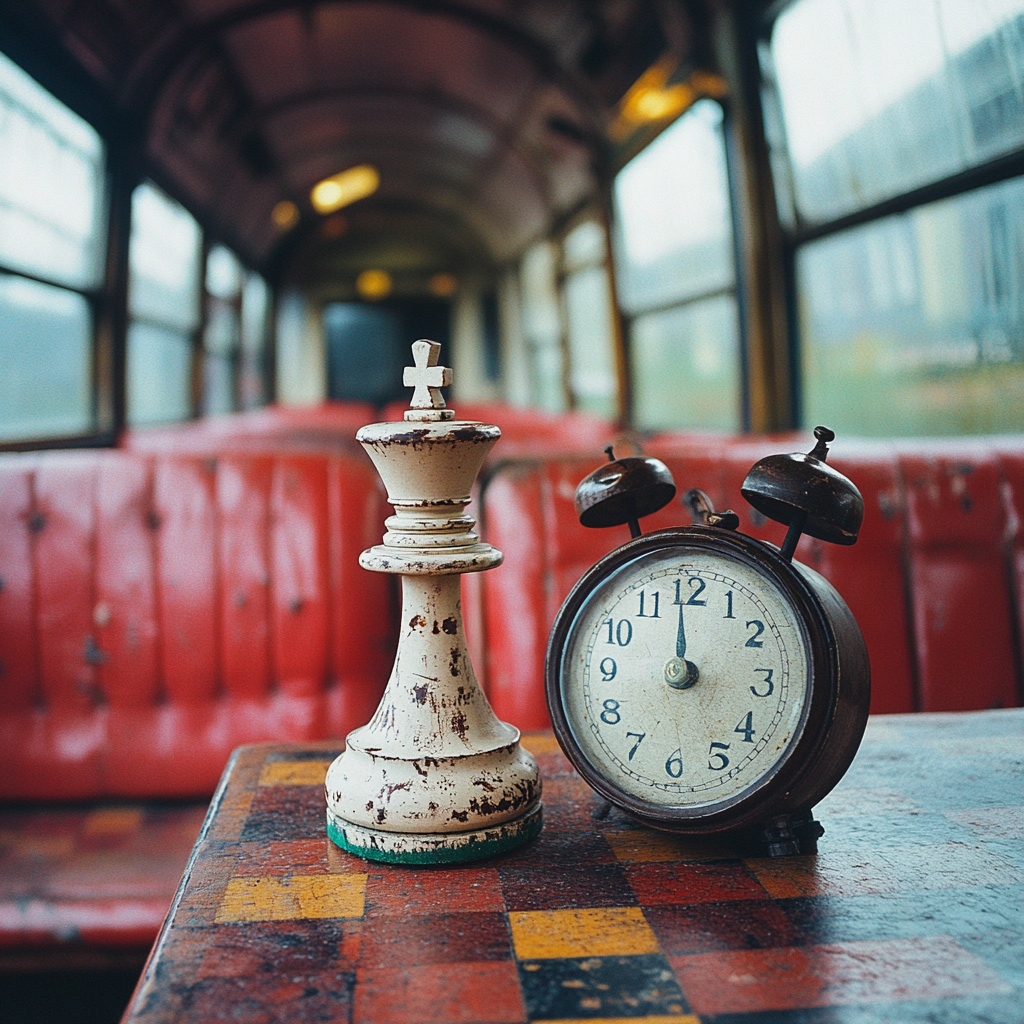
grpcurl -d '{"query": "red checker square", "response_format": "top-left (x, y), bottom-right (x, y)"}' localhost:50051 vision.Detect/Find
top-left (359, 911), bottom-right (512, 970)
top-left (646, 901), bottom-right (798, 955)
top-left (354, 959), bottom-right (526, 1024)
top-left (537, 777), bottom-right (602, 831)
top-left (365, 866), bottom-right (504, 916)
top-left (189, 973), bottom-right (353, 1022)
top-left (627, 861), bottom-right (769, 906)
top-left (199, 920), bottom-right (363, 979)
top-left (669, 935), bottom-right (1012, 1015)
top-left (233, 839), bottom-right (332, 876)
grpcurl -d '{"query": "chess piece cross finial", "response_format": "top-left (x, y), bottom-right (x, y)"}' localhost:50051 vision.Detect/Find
top-left (403, 339), bottom-right (454, 420)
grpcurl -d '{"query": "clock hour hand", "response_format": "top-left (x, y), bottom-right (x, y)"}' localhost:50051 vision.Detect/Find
top-left (665, 591), bottom-right (699, 690)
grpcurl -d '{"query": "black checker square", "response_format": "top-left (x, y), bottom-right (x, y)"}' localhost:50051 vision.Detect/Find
top-left (517, 953), bottom-right (690, 1020)
top-left (240, 785), bottom-right (326, 843)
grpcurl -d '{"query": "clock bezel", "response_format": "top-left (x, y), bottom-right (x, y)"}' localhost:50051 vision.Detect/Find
top-left (545, 525), bottom-right (870, 836)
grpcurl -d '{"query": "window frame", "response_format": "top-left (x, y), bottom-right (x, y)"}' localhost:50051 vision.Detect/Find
top-left (0, 47), bottom-right (116, 451)
top-left (607, 97), bottom-right (745, 432)
top-left (759, 0), bottom-right (1024, 430)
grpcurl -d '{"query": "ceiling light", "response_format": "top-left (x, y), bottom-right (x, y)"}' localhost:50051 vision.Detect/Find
top-left (311, 165), bottom-right (380, 214)
top-left (271, 200), bottom-right (299, 231)
top-left (610, 61), bottom-right (727, 141)
top-left (429, 273), bottom-right (458, 298)
top-left (357, 269), bottom-right (392, 301)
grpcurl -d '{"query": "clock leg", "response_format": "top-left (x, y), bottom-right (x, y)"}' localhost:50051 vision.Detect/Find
top-left (753, 810), bottom-right (825, 857)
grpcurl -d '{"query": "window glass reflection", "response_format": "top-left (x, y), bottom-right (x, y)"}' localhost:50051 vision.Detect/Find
top-left (800, 175), bottom-right (1024, 435)
top-left (769, 0), bottom-right (1024, 222)
top-left (613, 100), bottom-right (734, 314)
top-left (0, 53), bottom-right (104, 290)
top-left (0, 274), bottom-right (92, 440)
top-left (631, 296), bottom-right (740, 432)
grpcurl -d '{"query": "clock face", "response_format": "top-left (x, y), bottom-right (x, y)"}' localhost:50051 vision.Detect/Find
top-left (558, 542), bottom-right (812, 812)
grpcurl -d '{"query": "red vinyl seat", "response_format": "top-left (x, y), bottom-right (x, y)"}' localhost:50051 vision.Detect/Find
top-left (0, 445), bottom-right (393, 960)
top-left (0, 448), bottom-right (391, 802)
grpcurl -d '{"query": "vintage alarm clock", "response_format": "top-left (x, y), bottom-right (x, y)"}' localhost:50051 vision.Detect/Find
top-left (545, 428), bottom-right (870, 856)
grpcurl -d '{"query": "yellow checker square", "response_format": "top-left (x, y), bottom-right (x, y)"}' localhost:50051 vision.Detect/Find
top-left (520, 733), bottom-right (562, 756)
top-left (605, 829), bottom-right (735, 864)
top-left (215, 874), bottom-right (367, 923)
top-left (510, 907), bottom-right (660, 959)
top-left (257, 760), bottom-right (332, 786)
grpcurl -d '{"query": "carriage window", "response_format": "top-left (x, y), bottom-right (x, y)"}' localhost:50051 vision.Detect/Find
top-left (127, 183), bottom-right (202, 425)
top-left (769, 0), bottom-right (1024, 224)
top-left (240, 273), bottom-right (271, 410)
top-left (612, 100), bottom-right (740, 431)
top-left (801, 175), bottom-right (1024, 435)
top-left (562, 219), bottom-right (618, 419)
top-left (767, 0), bottom-right (1024, 436)
top-left (202, 245), bottom-right (243, 415)
top-left (0, 52), bottom-right (104, 290)
top-left (519, 241), bottom-right (567, 412)
top-left (0, 53), bottom-right (103, 442)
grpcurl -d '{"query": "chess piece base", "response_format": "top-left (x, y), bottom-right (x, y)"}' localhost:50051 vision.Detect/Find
top-left (327, 801), bottom-right (543, 864)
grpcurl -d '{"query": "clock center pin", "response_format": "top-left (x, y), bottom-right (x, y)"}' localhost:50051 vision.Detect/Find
top-left (324, 340), bottom-right (542, 863)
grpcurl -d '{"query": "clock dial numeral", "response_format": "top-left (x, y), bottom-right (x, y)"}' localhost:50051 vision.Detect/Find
top-left (745, 620), bottom-right (765, 647)
top-left (603, 618), bottom-right (633, 646)
top-left (626, 732), bottom-right (646, 760)
top-left (751, 668), bottom-right (774, 697)
top-left (570, 551), bottom-right (808, 808)
top-left (674, 577), bottom-right (707, 606)
top-left (708, 741), bottom-right (731, 771)
top-left (734, 711), bottom-right (756, 742)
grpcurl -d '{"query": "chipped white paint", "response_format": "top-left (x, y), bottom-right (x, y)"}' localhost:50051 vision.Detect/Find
top-left (325, 341), bottom-right (542, 862)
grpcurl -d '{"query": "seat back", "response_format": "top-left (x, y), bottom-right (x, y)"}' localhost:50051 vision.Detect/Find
top-left (0, 449), bottom-right (393, 800)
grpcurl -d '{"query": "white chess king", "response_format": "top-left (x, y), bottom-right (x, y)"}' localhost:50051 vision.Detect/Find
top-left (325, 340), bottom-right (543, 863)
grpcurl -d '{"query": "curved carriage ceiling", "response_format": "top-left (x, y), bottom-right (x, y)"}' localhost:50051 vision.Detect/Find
top-left (12, 0), bottom-right (706, 279)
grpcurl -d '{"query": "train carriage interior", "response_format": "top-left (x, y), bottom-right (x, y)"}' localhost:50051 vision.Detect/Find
top-left (0, 0), bottom-right (1023, 1021)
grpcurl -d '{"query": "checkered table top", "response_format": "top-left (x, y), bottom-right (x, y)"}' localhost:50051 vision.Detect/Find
top-left (123, 709), bottom-right (1023, 1023)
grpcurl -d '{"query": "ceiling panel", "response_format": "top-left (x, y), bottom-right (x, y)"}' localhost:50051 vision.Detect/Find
top-left (21, 0), bottom-right (692, 270)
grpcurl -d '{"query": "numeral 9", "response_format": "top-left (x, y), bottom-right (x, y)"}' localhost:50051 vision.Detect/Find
top-left (600, 657), bottom-right (617, 681)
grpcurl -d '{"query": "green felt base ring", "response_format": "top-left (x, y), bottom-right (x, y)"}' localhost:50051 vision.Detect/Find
top-left (326, 801), bottom-right (543, 864)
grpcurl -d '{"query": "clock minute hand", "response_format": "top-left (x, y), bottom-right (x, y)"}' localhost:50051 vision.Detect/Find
top-left (665, 588), bottom-right (698, 690)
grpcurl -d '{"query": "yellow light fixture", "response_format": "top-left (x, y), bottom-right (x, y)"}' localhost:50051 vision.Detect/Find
top-left (429, 273), bottom-right (458, 298)
top-left (311, 164), bottom-right (380, 214)
top-left (271, 200), bottom-right (300, 231)
top-left (356, 269), bottom-right (392, 301)
top-left (610, 60), bottom-right (727, 142)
